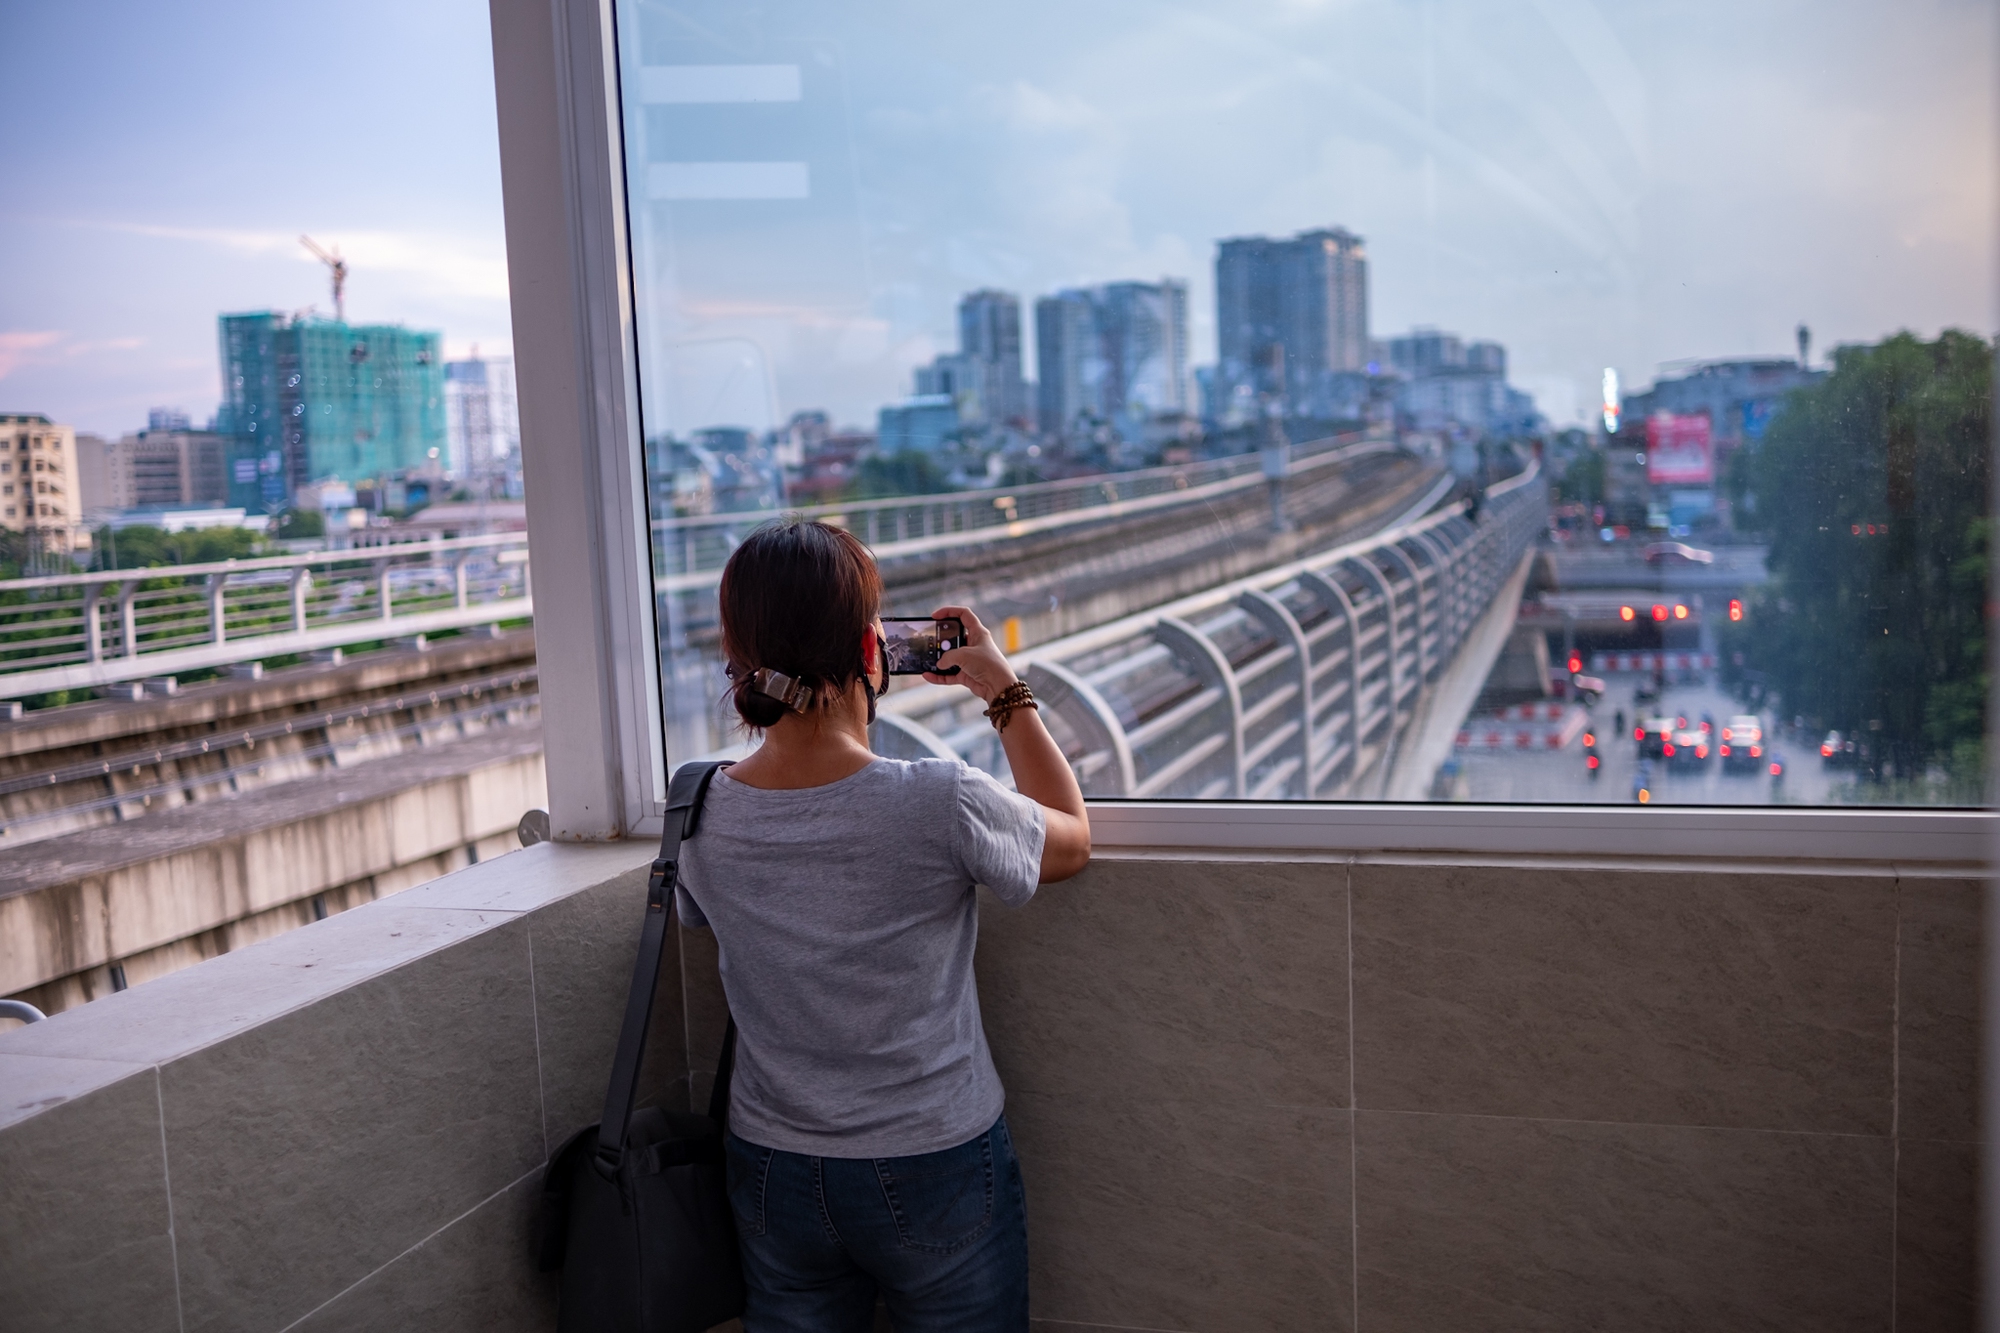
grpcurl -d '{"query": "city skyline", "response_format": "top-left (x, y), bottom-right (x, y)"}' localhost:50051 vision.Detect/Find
top-left (3, 0), bottom-right (1994, 437)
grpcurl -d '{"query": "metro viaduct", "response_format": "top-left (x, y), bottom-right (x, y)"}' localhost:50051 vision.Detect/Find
top-left (2, 441), bottom-right (1470, 1018)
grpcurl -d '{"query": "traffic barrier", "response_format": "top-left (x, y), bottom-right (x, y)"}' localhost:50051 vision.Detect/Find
top-left (1493, 701), bottom-right (1569, 722)
top-left (1456, 705), bottom-right (1588, 751)
top-left (1590, 652), bottom-right (1717, 673)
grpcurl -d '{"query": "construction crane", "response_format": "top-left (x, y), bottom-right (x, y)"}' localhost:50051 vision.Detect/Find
top-left (299, 235), bottom-right (348, 323)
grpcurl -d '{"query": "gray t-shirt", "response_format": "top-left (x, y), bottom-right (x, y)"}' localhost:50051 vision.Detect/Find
top-left (677, 758), bottom-right (1045, 1158)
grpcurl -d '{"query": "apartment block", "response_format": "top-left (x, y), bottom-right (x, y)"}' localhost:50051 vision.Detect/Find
top-left (0, 413), bottom-right (87, 551)
top-left (1216, 226), bottom-right (1369, 418)
top-left (1035, 279), bottom-right (1188, 441)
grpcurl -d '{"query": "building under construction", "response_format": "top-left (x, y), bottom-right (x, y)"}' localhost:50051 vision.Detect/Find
top-left (216, 312), bottom-right (446, 512)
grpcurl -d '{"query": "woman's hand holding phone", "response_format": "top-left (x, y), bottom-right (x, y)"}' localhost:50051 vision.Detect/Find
top-left (923, 606), bottom-right (1017, 703)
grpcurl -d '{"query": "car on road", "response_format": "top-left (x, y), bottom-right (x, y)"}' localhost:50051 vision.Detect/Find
top-left (1642, 541), bottom-right (1715, 567)
top-left (1666, 727), bottom-right (1709, 767)
top-left (1720, 714), bottom-right (1765, 772)
top-left (1637, 715), bottom-right (1674, 759)
top-left (1821, 730), bottom-right (1858, 767)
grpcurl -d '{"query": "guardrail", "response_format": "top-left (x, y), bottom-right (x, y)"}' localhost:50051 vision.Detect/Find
top-left (1, 435), bottom-right (1401, 700)
top-left (874, 458), bottom-right (1546, 799)
top-left (653, 431), bottom-right (1386, 591)
top-left (0, 533), bottom-right (532, 699)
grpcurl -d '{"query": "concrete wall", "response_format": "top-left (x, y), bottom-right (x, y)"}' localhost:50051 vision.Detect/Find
top-left (2, 728), bottom-right (546, 1016)
top-left (0, 843), bottom-right (1977, 1331)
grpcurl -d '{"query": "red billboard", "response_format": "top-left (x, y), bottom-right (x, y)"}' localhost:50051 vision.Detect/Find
top-left (1645, 412), bottom-right (1713, 485)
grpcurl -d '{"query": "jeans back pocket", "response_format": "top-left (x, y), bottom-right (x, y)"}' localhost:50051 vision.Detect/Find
top-left (873, 1129), bottom-right (995, 1255)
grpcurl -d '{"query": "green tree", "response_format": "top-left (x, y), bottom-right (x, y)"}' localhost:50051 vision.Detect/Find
top-left (1557, 449), bottom-right (1605, 505)
top-left (276, 509), bottom-right (326, 540)
top-left (1738, 330), bottom-right (1990, 789)
top-left (93, 524), bottom-right (265, 570)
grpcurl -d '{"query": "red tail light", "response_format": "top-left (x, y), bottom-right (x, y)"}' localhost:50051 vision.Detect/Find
top-left (1696, 745), bottom-right (1708, 758)
top-left (1721, 728), bottom-right (1732, 741)
top-left (1567, 654), bottom-right (1582, 673)
top-left (1651, 604), bottom-right (1668, 621)
top-left (1720, 745), bottom-right (1731, 756)
top-left (1729, 599), bottom-right (1743, 621)
top-left (1583, 732), bottom-right (1596, 747)
top-left (1750, 746), bottom-right (1761, 757)
top-left (1634, 727), bottom-right (1644, 740)
top-left (1619, 605), bottom-right (1635, 621)
top-left (1663, 743), bottom-right (1675, 756)
top-left (1821, 744), bottom-right (1833, 757)
top-left (1586, 755), bottom-right (1599, 769)
top-left (1770, 762), bottom-right (1783, 775)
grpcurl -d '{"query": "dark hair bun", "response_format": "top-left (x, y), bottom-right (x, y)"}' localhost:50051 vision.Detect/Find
top-left (730, 674), bottom-right (789, 730)
top-left (718, 520), bottom-right (883, 734)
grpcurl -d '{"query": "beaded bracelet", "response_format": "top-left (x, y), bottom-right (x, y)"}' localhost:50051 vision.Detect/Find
top-left (983, 680), bottom-right (1038, 731)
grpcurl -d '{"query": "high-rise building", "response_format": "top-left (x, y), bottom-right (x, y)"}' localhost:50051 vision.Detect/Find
top-left (0, 413), bottom-right (87, 552)
top-left (444, 353), bottom-right (520, 495)
top-left (1385, 328), bottom-right (1466, 379)
top-left (1215, 226), bottom-right (1368, 417)
top-left (92, 427), bottom-right (232, 511)
top-left (878, 395), bottom-right (960, 455)
top-left (957, 290), bottom-right (1028, 425)
top-left (1034, 280), bottom-right (1188, 440)
top-left (217, 312), bottom-right (446, 511)
top-left (1384, 328), bottom-right (1538, 439)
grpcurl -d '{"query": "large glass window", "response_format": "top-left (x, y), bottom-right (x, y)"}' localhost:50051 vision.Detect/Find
top-left (612, 1), bottom-right (1995, 807)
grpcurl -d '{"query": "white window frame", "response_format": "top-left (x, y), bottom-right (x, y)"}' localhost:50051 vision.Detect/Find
top-left (489, 0), bottom-right (1998, 867)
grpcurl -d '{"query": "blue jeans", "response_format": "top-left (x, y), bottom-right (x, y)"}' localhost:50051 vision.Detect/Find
top-left (724, 1116), bottom-right (1029, 1332)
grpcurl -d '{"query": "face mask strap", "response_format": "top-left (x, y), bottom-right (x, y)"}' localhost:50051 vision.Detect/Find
top-left (862, 632), bottom-right (887, 725)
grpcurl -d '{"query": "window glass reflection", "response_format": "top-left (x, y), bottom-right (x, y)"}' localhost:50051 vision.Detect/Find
top-left (614, 0), bottom-right (1996, 807)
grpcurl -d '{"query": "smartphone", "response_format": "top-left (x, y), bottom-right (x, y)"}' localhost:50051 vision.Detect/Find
top-left (882, 617), bottom-right (965, 676)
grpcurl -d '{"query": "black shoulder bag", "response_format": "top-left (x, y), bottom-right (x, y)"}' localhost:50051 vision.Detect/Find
top-left (536, 760), bottom-right (746, 1333)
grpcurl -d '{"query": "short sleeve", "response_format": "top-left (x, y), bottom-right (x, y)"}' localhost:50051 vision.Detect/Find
top-left (953, 764), bottom-right (1045, 907)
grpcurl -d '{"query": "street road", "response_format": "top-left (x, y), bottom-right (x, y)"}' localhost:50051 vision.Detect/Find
top-left (1453, 671), bottom-right (1846, 807)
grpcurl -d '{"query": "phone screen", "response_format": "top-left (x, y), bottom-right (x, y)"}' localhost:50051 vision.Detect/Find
top-left (882, 617), bottom-right (965, 676)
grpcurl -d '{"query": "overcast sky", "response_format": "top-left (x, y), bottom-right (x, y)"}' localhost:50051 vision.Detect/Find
top-left (3, 0), bottom-right (1994, 437)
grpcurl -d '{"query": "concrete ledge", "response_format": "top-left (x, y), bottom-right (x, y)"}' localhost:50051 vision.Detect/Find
top-left (1, 727), bottom-right (548, 1006)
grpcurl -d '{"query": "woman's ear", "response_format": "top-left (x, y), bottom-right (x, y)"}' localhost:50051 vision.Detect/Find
top-left (861, 626), bottom-right (879, 673)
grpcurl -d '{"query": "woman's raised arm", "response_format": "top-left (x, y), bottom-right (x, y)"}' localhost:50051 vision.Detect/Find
top-left (927, 606), bottom-right (1091, 882)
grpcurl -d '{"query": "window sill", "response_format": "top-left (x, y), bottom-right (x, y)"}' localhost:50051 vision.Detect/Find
top-left (1084, 800), bottom-right (1992, 866)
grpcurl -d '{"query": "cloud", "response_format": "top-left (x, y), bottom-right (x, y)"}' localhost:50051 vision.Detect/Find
top-left (74, 220), bottom-right (511, 304)
top-left (0, 330), bottom-right (151, 382)
top-left (0, 331), bottom-right (64, 379)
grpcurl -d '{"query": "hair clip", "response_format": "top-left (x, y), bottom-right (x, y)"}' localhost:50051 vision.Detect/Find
top-left (750, 668), bottom-right (814, 713)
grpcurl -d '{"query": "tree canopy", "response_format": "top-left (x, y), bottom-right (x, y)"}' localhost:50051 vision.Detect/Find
top-left (91, 524), bottom-right (266, 570)
top-left (1732, 330), bottom-right (1990, 790)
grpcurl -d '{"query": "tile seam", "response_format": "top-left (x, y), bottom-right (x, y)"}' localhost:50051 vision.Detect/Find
top-left (1345, 851), bottom-right (1358, 1333)
top-left (269, 1163), bottom-right (544, 1333)
top-left (154, 1064), bottom-right (186, 1333)
top-left (1890, 867), bottom-right (1903, 1333)
top-left (526, 920), bottom-right (550, 1161)
top-left (1353, 1105), bottom-right (1895, 1140)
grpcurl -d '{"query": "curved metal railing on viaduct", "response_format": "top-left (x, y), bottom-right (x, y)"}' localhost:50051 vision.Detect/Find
top-left (0, 433), bottom-right (1388, 700)
top-left (871, 458), bottom-right (1545, 801)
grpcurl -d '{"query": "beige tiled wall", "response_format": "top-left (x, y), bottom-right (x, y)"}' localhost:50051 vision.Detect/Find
top-left (0, 844), bottom-right (1976, 1332)
top-left (978, 853), bottom-right (1979, 1333)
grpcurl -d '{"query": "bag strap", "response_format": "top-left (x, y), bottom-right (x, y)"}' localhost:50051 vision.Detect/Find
top-left (592, 759), bottom-right (730, 1179)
